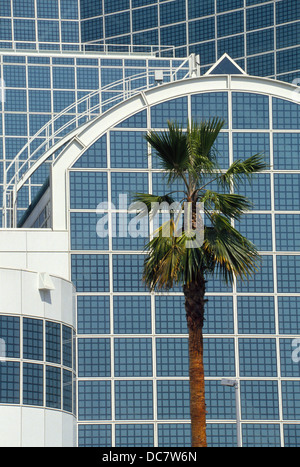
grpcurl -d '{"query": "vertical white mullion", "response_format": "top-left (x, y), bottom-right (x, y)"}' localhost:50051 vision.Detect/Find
top-left (106, 129), bottom-right (115, 446)
top-left (228, 82), bottom-right (242, 445)
top-left (273, 0), bottom-right (277, 79)
top-left (244, 0), bottom-right (247, 73)
top-left (214, 0), bottom-right (218, 62)
top-left (11, 0), bottom-right (15, 50)
top-left (25, 56), bottom-right (31, 205)
top-left (151, 293), bottom-right (158, 447)
top-left (269, 95), bottom-right (284, 446)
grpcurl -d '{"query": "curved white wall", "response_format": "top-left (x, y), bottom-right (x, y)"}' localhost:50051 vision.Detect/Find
top-left (0, 268), bottom-right (77, 447)
top-left (0, 407), bottom-right (76, 447)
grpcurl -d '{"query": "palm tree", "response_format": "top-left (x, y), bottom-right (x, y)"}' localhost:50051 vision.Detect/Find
top-left (133, 119), bottom-right (267, 447)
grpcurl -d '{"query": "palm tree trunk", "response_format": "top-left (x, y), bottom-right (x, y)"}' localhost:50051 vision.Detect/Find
top-left (184, 275), bottom-right (207, 448)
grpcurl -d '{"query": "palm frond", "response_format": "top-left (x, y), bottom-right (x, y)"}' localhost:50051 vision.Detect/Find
top-left (145, 121), bottom-right (190, 185)
top-left (201, 190), bottom-right (253, 220)
top-left (132, 192), bottom-right (177, 218)
top-left (204, 214), bottom-right (261, 284)
top-left (220, 154), bottom-right (268, 188)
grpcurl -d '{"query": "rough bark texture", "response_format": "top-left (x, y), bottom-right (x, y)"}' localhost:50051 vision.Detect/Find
top-left (184, 276), bottom-right (207, 448)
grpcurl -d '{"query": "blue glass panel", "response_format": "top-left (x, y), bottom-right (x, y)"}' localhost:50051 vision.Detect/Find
top-left (237, 255), bottom-right (274, 293)
top-left (77, 295), bottom-right (110, 335)
top-left (160, 0), bottom-right (185, 26)
top-left (237, 296), bottom-right (276, 334)
top-left (110, 131), bottom-right (148, 168)
top-left (0, 361), bottom-right (20, 404)
top-left (63, 325), bottom-right (73, 368)
top-left (217, 35), bottom-right (244, 59)
top-left (105, 11), bottom-right (130, 37)
top-left (53, 67), bottom-right (75, 89)
top-left (29, 90), bottom-right (51, 113)
top-left (14, 19), bottom-right (36, 41)
top-left (156, 338), bottom-right (189, 377)
top-left (61, 0), bottom-right (79, 19)
top-left (274, 174), bottom-right (300, 211)
top-left (132, 6), bottom-right (158, 31)
top-left (239, 338), bottom-right (277, 377)
top-left (73, 136), bottom-right (107, 169)
top-left (115, 424), bottom-right (154, 448)
top-left (273, 98), bottom-right (300, 129)
top-left (23, 363), bottom-right (43, 406)
top-left (78, 338), bottom-right (111, 377)
top-left (70, 172), bottom-right (108, 209)
top-left (207, 424), bottom-right (236, 447)
top-left (217, 11), bottom-right (244, 37)
top-left (284, 425), bottom-right (300, 447)
top-left (78, 381), bottom-right (111, 421)
top-left (188, 0), bottom-right (214, 19)
top-left (158, 424), bottom-right (191, 447)
top-left (114, 295), bottom-right (151, 334)
top-left (242, 424), bottom-right (281, 447)
top-left (278, 297), bottom-right (300, 335)
top-left (247, 29), bottom-right (274, 55)
top-left (236, 174), bottom-right (271, 211)
top-left (81, 18), bottom-right (103, 42)
top-left (70, 212), bottom-right (109, 251)
top-left (204, 338), bottom-right (236, 377)
top-left (151, 97), bottom-right (188, 129)
top-left (274, 133), bottom-right (300, 170)
top-left (28, 65), bottom-right (51, 88)
top-left (276, 215), bottom-right (300, 251)
top-left (114, 338), bottom-right (152, 377)
top-left (115, 380), bottom-right (153, 420)
top-left (46, 321), bottom-right (61, 364)
top-left (276, 0), bottom-right (300, 24)
top-left (277, 22), bottom-right (300, 50)
top-left (233, 132), bottom-right (270, 164)
top-left (4, 65), bottom-right (26, 87)
top-left (241, 381), bottom-right (279, 420)
top-left (246, 4), bottom-right (274, 31)
top-left (0, 19), bottom-right (12, 40)
top-left (63, 369), bottom-right (73, 413)
top-left (157, 380), bottom-right (190, 420)
top-left (155, 295), bottom-right (187, 334)
top-left (23, 318), bottom-right (43, 361)
top-left (189, 17), bottom-right (215, 44)
top-left (204, 296), bottom-right (234, 334)
top-left (277, 256), bottom-right (300, 293)
top-left (0, 316), bottom-right (20, 358)
top-left (206, 380), bottom-right (236, 419)
top-left (116, 111), bottom-right (147, 129)
top-left (247, 53), bottom-right (275, 77)
top-left (280, 339), bottom-right (300, 377)
top-left (0, 0), bottom-right (11, 16)
top-left (235, 214), bottom-right (272, 251)
top-left (112, 254), bottom-right (147, 292)
top-left (110, 172), bottom-right (148, 205)
top-left (37, 0), bottom-right (59, 18)
top-left (46, 366), bottom-right (61, 409)
top-left (232, 93), bottom-right (269, 129)
top-left (78, 425), bottom-right (112, 447)
top-left (71, 254), bottom-right (110, 292)
top-left (282, 381), bottom-right (300, 420)
top-left (160, 23), bottom-right (186, 47)
top-left (192, 92), bottom-right (229, 128)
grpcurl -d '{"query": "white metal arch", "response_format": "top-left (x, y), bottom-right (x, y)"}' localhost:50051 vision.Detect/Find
top-left (15, 73), bottom-right (300, 230)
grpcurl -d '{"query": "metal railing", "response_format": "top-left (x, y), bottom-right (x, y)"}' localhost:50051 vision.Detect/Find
top-left (0, 41), bottom-right (176, 57)
top-left (3, 54), bottom-right (200, 228)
